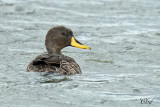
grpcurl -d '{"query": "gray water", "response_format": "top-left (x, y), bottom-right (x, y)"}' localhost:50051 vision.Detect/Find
top-left (0, 0), bottom-right (160, 107)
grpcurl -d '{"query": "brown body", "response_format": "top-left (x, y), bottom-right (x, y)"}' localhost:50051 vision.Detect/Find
top-left (26, 54), bottom-right (81, 75)
top-left (26, 26), bottom-right (90, 75)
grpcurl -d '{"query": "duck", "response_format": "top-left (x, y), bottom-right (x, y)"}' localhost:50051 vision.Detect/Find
top-left (26, 26), bottom-right (91, 75)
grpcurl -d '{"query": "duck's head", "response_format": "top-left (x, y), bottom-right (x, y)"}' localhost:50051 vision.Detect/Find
top-left (45, 26), bottom-right (91, 55)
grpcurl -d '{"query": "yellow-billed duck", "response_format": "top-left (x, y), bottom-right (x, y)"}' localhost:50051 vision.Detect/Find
top-left (26, 26), bottom-right (90, 75)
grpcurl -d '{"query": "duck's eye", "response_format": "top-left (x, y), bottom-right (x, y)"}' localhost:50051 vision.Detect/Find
top-left (61, 32), bottom-right (65, 36)
top-left (70, 31), bottom-right (73, 36)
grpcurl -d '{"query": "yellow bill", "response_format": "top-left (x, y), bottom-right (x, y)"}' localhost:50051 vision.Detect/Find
top-left (71, 37), bottom-right (91, 49)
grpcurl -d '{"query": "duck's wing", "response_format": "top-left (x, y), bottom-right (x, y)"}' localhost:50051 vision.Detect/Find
top-left (26, 54), bottom-right (61, 72)
top-left (32, 54), bottom-right (62, 66)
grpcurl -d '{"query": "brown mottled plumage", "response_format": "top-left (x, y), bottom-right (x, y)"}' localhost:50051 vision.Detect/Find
top-left (26, 26), bottom-right (90, 75)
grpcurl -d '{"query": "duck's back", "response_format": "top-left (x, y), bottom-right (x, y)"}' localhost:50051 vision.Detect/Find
top-left (26, 54), bottom-right (81, 75)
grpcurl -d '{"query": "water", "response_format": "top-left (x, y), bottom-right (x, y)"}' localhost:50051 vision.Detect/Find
top-left (0, 0), bottom-right (160, 106)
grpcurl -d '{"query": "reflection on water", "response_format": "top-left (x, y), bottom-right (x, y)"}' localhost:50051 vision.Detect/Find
top-left (0, 0), bottom-right (160, 107)
top-left (40, 77), bottom-right (72, 84)
top-left (86, 59), bottom-right (113, 63)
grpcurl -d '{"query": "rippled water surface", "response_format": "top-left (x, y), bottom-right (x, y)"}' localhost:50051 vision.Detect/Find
top-left (0, 0), bottom-right (160, 107)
